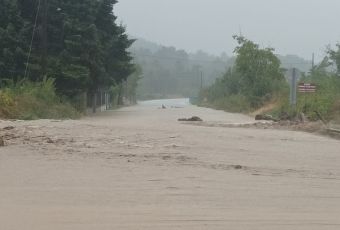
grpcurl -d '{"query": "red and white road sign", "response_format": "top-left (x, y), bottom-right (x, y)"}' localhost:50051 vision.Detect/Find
top-left (298, 83), bottom-right (316, 93)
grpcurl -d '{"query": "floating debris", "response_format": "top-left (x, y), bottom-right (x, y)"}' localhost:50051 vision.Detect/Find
top-left (178, 116), bottom-right (203, 122)
top-left (2, 126), bottom-right (15, 131)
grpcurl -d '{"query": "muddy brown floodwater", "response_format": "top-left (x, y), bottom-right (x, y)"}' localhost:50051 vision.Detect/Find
top-left (1, 99), bottom-right (340, 230)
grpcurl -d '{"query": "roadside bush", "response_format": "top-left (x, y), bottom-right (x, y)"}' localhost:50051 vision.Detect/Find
top-left (212, 95), bottom-right (251, 113)
top-left (0, 78), bottom-right (79, 120)
top-left (199, 36), bottom-right (287, 113)
top-left (270, 62), bottom-right (340, 122)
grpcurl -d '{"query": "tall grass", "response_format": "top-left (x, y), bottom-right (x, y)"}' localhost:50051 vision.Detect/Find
top-left (270, 72), bottom-right (340, 122)
top-left (0, 78), bottom-right (79, 120)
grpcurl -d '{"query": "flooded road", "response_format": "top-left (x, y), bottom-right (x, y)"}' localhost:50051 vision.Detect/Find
top-left (1, 99), bottom-right (340, 230)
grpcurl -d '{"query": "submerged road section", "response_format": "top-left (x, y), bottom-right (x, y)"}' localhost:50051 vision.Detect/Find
top-left (1, 99), bottom-right (340, 230)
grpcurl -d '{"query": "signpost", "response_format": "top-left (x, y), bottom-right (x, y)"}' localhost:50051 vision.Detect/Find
top-left (298, 83), bottom-right (317, 93)
top-left (289, 68), bottom-right (298, 106)
top-left (288, 68), bottom-right (317, 111)
top-left (298, 82), bottom-right (317, 113)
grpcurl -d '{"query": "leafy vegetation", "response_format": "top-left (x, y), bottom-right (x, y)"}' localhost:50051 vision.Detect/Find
top-left (0, 78), bottom-right (79, 119)
top-left (200, 36), bottom-right (287, 112)
top-left (294, 58), bottom-right (340, 121)
top-left (270, 56), bottom-right (340, 122)
top-left (200, 36), bottom-right (340, 122)
top-left (0, 0), bottom-right (137, 119)
top-left (131, 37), bottom-right (311, 100)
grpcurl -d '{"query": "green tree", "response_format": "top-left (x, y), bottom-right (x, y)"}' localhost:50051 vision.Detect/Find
top-left (0, 0), bottom-right (27, 81)
top-left (232, 35), bottom-right (285, 107)
top-left (201, 36), bottom-right (286, 112)
top-left (328, 44), bottom-right (340, 75)
top-left (125, 64), bottom-right (142, 103)
top-left (1, 0), bottom-right (137, 107)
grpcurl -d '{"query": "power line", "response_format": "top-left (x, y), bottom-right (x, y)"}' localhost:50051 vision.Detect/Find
top-left (24, 0), bottom-right (41, 79)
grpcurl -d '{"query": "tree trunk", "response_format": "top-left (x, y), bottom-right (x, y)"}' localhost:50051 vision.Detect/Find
top-left (92, 92), bottom-right (97, 113)
top-left (117, 84), bottom-right (123, 105)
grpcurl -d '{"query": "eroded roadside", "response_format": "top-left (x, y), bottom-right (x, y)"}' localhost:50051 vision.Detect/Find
top-left (181, 119), bottom-right (340, 140)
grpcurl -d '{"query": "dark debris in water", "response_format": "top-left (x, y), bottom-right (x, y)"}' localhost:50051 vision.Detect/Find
top-left (178, 116), bottom-right (203, 122)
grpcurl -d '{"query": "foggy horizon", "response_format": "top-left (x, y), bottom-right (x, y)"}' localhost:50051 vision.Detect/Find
top-left (116, 0), bottom-right (340, 61)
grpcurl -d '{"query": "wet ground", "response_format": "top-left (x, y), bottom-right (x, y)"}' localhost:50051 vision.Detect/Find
top-left (1, 99), bottom-right (340, 229)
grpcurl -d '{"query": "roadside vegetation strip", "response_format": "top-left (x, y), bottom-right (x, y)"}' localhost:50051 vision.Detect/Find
top-left (0, 78), bottom-right (79, 120)
top-left (199, 36), bottom-right (340, 124)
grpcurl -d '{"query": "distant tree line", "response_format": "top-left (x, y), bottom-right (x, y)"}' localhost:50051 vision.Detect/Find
top-left (0, 0), bottom-right (135, 101)
top-left (130, 38), bottom-right (312, 100)
top-left (130, 38), bottom-right (231, 99)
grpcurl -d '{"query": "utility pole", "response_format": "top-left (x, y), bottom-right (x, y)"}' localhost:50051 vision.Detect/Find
top-left (312, 53), bottom-right (315, 69)
top-left (290, 68), bottom-right (297, 107)
top-left (200, 71), bottom-right (203, 90)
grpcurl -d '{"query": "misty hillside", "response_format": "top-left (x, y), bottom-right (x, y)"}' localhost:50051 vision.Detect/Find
top-left (130, 37), bottom-right (312, 99)
top-left (130, 37), bottom-right (162, 54)
top-left (130, 38), bottom-right (231, 99)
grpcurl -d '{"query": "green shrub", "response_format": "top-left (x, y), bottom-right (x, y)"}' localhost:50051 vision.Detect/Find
top-left (213, 95), bottom-right (251, 113)
top-left (199, 36), bottom-right (287, 113)
top-left (269, 68), bottom-right (340, 121)
top-left (0, 78), bottom-right (80, 120)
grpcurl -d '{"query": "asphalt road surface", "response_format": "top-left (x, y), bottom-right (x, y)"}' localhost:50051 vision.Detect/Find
top-left (1, 99), bottom-right (340, 230)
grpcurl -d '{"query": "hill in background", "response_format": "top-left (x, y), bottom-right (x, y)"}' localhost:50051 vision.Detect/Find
top-left (130, 37), bottom-right (312, 99)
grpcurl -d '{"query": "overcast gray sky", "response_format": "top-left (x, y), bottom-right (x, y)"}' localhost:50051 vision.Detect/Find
top-left (115, 0), bottom-right (340, 60)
